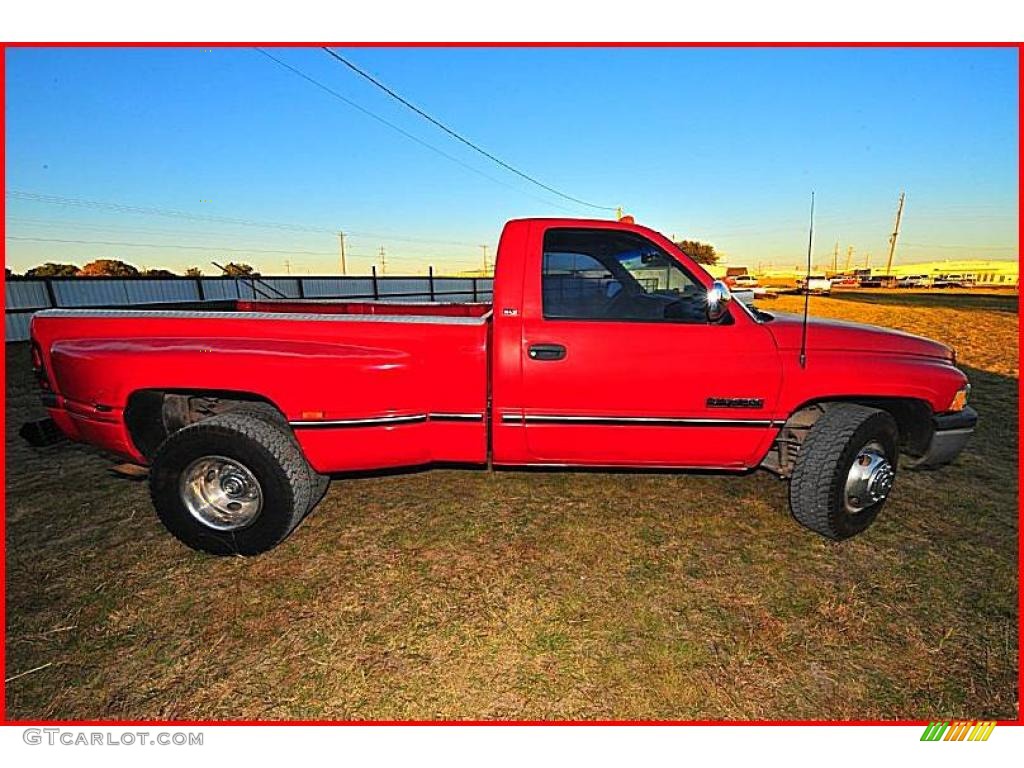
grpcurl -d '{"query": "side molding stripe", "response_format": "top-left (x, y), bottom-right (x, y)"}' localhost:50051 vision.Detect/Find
top-left (500, 414), bottom-right (781, 428)
top-left (290, 412), bottom-right (484, 429)
top-left (290, 413), bottom-right (780, 430)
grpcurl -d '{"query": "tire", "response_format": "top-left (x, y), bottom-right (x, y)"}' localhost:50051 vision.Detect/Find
top-left (308, 471), bottom-right (331, 511)
top-left (222, 403), bottom-right (330, 515)
top-left (789, 404), bottom-right (899, 540)
top-left (149, 412), bottom-right (312, 555)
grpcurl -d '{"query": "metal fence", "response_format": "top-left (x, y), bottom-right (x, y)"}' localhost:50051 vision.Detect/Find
top-left (4, 270), bottom-right (494, 342)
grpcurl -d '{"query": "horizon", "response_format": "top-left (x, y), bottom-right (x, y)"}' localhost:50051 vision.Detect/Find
top-left (4, 245), bottom-right (1019, 278)
top-left (4, 46), bottom-right (1019, 275)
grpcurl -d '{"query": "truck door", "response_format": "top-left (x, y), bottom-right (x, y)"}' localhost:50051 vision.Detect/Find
top-left (515, 225), bottom-right (782, 468)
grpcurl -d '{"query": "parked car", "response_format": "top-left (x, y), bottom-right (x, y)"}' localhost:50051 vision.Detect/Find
top-left (934, 273), bottom-right (976, 288)
top-left (859, 275), bottom-right (899, 288)
top-left (730, 288), bottom-right (756, 306)
top-left (830, 276), bottom-right (859, 288)
top-left (25, 217), bottom-right (975, 554)
top-left (731, 274), bottom-right (760, 289)
top-left (897, 275), bottom-right (931, 288)
top-left (797, 275), bottom-right (833, 294)
top-left (727, 274), bottom-right (767, 304)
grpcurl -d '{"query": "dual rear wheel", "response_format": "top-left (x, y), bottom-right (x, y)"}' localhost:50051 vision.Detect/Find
top-left (149, 411), bottom-right (329, 555)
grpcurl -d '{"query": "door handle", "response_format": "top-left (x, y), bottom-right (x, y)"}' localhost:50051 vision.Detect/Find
top-left (528, 344), bottom-right (566, 361)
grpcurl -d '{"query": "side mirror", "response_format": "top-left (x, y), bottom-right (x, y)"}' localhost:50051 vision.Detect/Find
top-left (706, 280), bottom-right (733, 322)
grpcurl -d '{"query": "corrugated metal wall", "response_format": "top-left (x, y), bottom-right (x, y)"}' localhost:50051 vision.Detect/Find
top-left (300, 277), bottom-right (372, 298)
top-left (5, 276), bottom-right (494, 341)
top-left (5, 280), bottom-right (50, 310)
top-left (125, 279), bottom-right (199, 304)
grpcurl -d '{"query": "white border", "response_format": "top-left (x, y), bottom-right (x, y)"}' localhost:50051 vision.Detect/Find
top-left (0, 2), bottom-right (1021, 42)
top-left (1, 725), bottom-right (1022, 766)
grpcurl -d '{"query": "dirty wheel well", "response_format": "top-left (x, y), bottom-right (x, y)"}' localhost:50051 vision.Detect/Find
top-left (761, 397), bottom-right (933, 477)
top-left (125, 390), bottom-right (287, 460)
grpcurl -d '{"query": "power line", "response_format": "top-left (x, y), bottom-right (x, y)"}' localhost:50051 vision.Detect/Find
top-left (6, 189), bottom-right (483, 248)
top-left (321, 46), bottom-right (616, 213)
top-left (5, 235), bottom-right (339, 257)
top-left (253, 48), bottom-right (578, 214)
top-left (4, 235), bottom-right (475, 265)
top-left (8, 189), bottom-right (331, 234)
top-left (7, 213), bottom-right (487, 260)
top-left (5, 215), bottom-right (326, 242)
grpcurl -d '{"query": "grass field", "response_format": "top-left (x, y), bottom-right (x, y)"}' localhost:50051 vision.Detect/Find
top-left (4, 290), bottom-right (1019, 721)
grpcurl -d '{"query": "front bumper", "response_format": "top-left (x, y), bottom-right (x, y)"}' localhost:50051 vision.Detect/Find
top-left (906, 405), bottom-right (978, 469)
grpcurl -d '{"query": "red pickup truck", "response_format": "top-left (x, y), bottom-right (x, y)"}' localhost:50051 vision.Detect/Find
top-left (26, 218), bottom-right (976, 555)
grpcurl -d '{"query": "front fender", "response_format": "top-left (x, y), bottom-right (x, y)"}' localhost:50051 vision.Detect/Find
top-left (774, 351), bottom-right (968, 419)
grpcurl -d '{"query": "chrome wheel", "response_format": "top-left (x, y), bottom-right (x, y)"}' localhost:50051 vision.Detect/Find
top-left (844, 441), bottom-right (895, 514)
top-left (179, 455), bottom-right (263, 531)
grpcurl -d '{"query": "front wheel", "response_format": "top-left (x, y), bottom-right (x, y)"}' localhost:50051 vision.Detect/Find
top-left (149, 412), bottom-right (313, 555)
top-left (789, 404), bottom-right (899, 540)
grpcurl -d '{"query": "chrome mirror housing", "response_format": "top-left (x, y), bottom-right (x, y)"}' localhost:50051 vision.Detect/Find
top-left (706, 280), bottom-right (733, 322)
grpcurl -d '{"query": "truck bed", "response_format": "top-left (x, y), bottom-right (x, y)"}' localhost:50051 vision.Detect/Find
top-left (31, 301), bottom-right (493, 473)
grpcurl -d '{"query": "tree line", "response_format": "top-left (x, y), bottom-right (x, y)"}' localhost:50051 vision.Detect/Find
top-left (673, 240), bottom-right (718, 265)
top-left (6, 260), bottom-right (259, 278)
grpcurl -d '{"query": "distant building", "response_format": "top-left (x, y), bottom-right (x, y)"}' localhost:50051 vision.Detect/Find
top-left (885, 260), bottom-right (1018, 286)
top-left (713, 258), bottom-right (1018, 287)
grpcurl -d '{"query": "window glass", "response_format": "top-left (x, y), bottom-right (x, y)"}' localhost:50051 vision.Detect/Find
top-left (542, 228), bottom-right (707, 322)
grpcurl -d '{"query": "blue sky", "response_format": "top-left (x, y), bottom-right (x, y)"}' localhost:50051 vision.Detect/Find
top-left (4, 46), bottom-right (1019, 275)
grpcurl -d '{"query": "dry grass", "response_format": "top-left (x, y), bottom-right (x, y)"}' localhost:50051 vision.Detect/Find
top-left (4, 290), bottom-right (1018, 721)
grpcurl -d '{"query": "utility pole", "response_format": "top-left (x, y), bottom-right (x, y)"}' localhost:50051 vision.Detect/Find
top-left (884, 191), bottom-right (905, 276)
top-left (284, 259), bottom-right (291, 275)
top-left (845, 245), bottom-right (854, 272)
top-left (337, 231), bottom-right (347, 275)
top-left (378, 246), bottom-right (386, 276)
top-left (832, 241), bottom-right (839, 273)
top-left (480, 245), bottom-right (489, 274)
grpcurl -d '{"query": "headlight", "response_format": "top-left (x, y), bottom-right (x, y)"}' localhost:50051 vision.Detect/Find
top-left (949, 384), bottom-right (971, 412)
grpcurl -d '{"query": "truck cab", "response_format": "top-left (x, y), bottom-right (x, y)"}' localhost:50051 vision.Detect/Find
top-left (490, 220), bottom-right (783, 469)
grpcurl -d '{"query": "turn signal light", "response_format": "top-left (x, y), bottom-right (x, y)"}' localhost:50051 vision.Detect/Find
top-left (949, 385), bottom-right (970, 412)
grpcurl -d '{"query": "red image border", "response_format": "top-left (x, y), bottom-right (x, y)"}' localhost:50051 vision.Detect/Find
top-left (0, 39), bottom-right (1020, 728)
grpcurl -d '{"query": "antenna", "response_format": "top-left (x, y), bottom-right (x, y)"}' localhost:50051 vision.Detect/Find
top-left (799, 192), bottom-right (815, 370)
